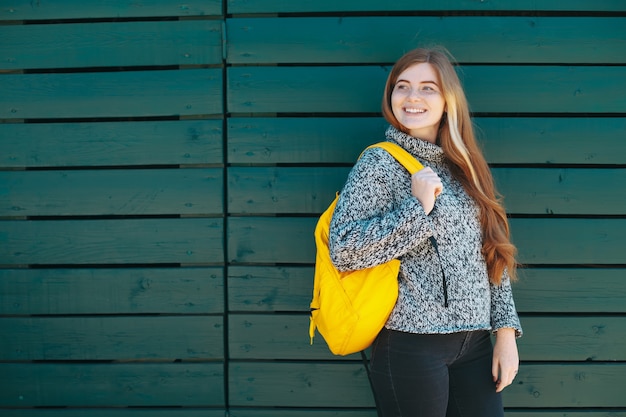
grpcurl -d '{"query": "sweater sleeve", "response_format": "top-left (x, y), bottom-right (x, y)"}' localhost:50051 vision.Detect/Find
top-left (490, 269), bottom-right (523, 337)
top-left (329, 148), bottom-right (434, 272)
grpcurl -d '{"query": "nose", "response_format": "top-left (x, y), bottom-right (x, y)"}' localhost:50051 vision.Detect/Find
top-left (408, 88), bottom-right (423, 100)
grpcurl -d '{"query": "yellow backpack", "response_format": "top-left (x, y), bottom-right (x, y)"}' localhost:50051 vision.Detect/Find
top-left (309, 141), bottom-right (424, 356)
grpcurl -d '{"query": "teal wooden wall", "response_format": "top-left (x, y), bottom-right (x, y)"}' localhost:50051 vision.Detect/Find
top-left (1, 1), bottom-right (625, 416)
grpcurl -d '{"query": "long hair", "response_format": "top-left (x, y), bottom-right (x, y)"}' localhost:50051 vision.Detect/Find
top-left (382, 47), bottom-right (517, 285)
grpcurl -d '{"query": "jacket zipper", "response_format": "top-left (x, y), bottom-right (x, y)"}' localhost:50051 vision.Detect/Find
top-left (428, 236), bottom-right (449, 308)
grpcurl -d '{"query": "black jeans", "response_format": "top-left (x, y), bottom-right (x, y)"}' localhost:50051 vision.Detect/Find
top-left (370, 328), bottom-right (504, 417)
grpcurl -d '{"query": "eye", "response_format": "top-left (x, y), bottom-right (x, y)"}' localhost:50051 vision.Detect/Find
top-left (394, 82), bottom-right (410, 91)
top-left (419, 84), bottom-right (439, 94)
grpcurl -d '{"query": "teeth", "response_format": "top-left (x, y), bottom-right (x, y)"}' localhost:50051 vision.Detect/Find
top-left (405, 108), bottom-right (426, 114)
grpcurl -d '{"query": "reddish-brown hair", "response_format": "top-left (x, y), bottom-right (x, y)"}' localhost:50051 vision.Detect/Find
top-left (382, 47), bottom-right (517, 285)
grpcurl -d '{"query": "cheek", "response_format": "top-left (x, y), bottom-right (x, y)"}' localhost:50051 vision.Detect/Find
top-left (390, 94), bottom-right (404, 115)
top-left (429, 98), bottom-right (446, 117)
top-left (436, 97), bottom-right (447, 112)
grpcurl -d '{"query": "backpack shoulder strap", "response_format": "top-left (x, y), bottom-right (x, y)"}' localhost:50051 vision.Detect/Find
top-left (363, 141), bottom-right (424, 174)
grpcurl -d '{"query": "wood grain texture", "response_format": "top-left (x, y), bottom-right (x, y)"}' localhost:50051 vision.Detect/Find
top-left (1, 168), bottom-right (223, 216)
top-left (490, 168), bottom-right (625, 215)
top-left (227, 17), bottom-right (626, 64)
top-left (227, 411), bottom-right (626, 417)
top-left (517, 316), bottom-right (626, 361)
top-left (229, 314), bottom-right (626, 361)
top-left (0, 267), bottom-right (224, 315)
top-left (229, 362), bottom-right (626, 407)
top-left (228, 266), bottom-right (313, 312)
top-left (227, 217), bottom-right (316, 264)
top-left (228, 167), bottom-right (348, 214)
top-left (227, 217), bottom-right (626, 264)
top-left (229, 313), bottom-right (331, 360)
top-left (0, 316), bottom-right (224, 360)
top-left (2, 0), bottom-right (222, 20)
top-left (514, 268), bottom-right (626, 313)
top-left (0, 363), bottom-right (224, 407)
top-left (228, 66), bottom-right (626, 114)
top-left (229, 411), bottom-right (378, 417)
top-left (1, 69), bottom-right (222, 119)
top-left (1, 218), bottom-right (224, 265)
top-left (227, 117), bottom-right (626, 165)
top-left (227, 166), bottom-right (625, 215)
top-left (476, 117), bottom-right (626, 165)
top-left (510, 218), bottom-right (626, 265)
top-left (229, 362), bottom-right (373, 407)
top-left (1, 120), bottom-right (223, 168)
top-left (227, 0), bottom-right (626, 13)
top-left (1, 20), bottom-right (222, 70)
top-left (227, 266), bottom-right (625, 314)
top-left (3, 411), bottom-right (225, 417)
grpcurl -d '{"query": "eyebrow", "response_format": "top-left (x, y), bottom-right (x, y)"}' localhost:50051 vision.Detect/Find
top-left (396, 79), bottom-right (440, 86)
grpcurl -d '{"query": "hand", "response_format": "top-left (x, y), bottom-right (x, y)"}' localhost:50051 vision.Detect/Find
top-left (492, 328), bottom-right (519, 392)
top-left (411, 167), bottom-right (443, 215)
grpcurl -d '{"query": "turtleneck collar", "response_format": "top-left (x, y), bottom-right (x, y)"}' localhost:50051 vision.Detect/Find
top-left (385, 125), bottom-right (445, 165)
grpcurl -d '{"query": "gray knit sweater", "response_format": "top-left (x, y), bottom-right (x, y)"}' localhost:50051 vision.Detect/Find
top-left (329, 126), bottom-right (522, 336)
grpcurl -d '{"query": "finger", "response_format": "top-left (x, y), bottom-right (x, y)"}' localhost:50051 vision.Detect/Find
top-left (491, 358), bottom-right (499, 383)
top-left (496, 368), bottom-right (518, 392)
top-left (496, 377), bottom-right (512, 392)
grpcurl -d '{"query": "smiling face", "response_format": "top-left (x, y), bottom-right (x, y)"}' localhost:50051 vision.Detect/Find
top-left (390, 63), bottom-right (446, 144)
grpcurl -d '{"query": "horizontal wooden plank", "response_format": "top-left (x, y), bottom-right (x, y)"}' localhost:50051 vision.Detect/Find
top-left (227, 117), bottom-right (626, 165)
top-left (227, 117), bottom-right (386, 164)
top-left (503, 364), bottom-right (626, 408)
top-left (229, 314), bottom-right (626, 361)
top-left (6, 405), bottom-right (621, 416)
top-left (227, 167), bottom-right (625, 215)
top-left (228, 66), bottom-right (626, 114)
top-left (518, 316), bottom-right (626, 361)
top-left (0, 363), bottom-right (224, 407)
top-left (1, 20), bottom-right (222, 70)
top-left (476, 117), bottom-right (626, 165)
top-left (1, 69), bottom-right (222, 119)
top-left (511, 218), bottom-right (625, 265)
top-left (228, 167), bottom-right (348, 214)
top-left (229, 314), bottom-right (331, 360)
top-left (2, 0), bottom-right (222, 20)
top-left (514, 268), bottom-right (625, 313)
top-left (227, 217), bottom-right (626, 265)
top-left (229, 362), bottom-right (373, 407)
top-left (0, 267), bottom-right (224, 315)
top-left (227, 17), bottom-right (626, 64)
top-left (228, 266), bottom-right (625, 314)
top-left (0, 218), bottom-right (223, 265)
top-left (505, 413), bottom-right (626, 417)
top-left (229, 362), bottom-right (626, 407)
top-left (228, 411), bottom-right (626, 417)
top-left (227, 0), bottom-right (626, 13)
top-left (227, 217), bottom-right (316, 264)
top-left (228, 266), bottom-right (313, 312)
top-left (1, 120), bottom-right (223, 168)
top-left (229, 410), bottom-right (377, 417)
top-left (492, 168), bottom-right (625, 215)
top-left (1, 168), bottom-right (223, 217)
top-left (3, 411), bottom-right (225, 417)
top-left (0, 316), bottom-right (223, 361)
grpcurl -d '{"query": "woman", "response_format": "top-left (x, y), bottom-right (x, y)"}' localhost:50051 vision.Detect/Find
top-left (329, 47), bottom-right (522, 417)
